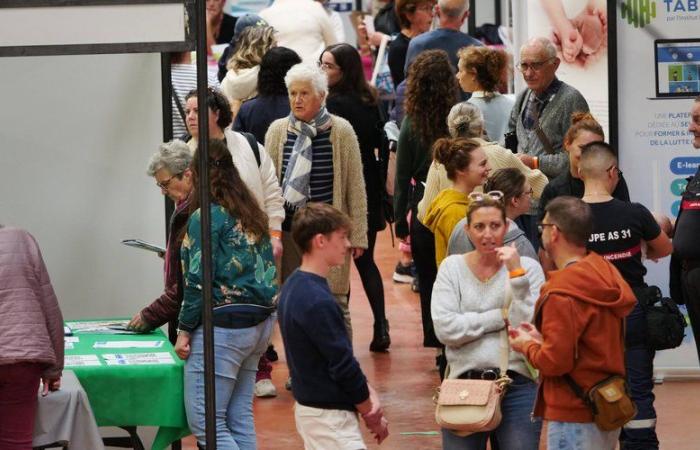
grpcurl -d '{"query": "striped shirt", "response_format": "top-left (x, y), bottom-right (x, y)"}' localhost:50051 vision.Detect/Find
top-left (171, 64), bottom-right (219, 139)
top-left (281, 129), bottom-right (334, 224)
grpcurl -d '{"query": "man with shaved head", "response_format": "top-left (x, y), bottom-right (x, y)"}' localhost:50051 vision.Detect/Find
top-left (580, 141), bottom-right (672, 450)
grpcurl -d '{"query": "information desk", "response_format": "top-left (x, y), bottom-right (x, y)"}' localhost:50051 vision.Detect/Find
top-left (64, 319), bottom-right (190, 450)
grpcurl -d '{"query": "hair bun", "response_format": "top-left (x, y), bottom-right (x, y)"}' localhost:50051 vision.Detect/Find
top-left (570, 111), bottom-right (596, 126)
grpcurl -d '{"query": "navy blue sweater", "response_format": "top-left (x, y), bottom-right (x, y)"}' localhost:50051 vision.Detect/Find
top-left (278, 270), bottom-right (369, 411)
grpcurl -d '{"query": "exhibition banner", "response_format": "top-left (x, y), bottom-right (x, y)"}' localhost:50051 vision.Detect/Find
top-left (616, 0), bottom-right (700, 377)
top-left (523, 0), bottom-right (609, 136)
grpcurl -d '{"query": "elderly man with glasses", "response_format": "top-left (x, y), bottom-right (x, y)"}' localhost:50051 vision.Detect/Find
top-left (506, 37), bottom-right (589, 249)
top-left (507, 37), bottom-right (589, 179)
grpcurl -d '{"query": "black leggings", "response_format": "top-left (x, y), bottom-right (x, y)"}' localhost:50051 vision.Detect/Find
top-left (410, 213), bottom-right (441, 348)
top-left (352, 230), bottom-right (386, 325)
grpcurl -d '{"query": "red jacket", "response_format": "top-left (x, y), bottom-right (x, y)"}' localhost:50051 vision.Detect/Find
top-left (523, 252), bottom-right (636, 423)
top-left (140, 197), bottom-right (191, 342)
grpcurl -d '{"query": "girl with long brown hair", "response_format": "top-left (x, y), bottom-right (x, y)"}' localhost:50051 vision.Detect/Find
top-left (175, 138), bottom-right (277, 448)
top-left (394, 49), bottom-right (459, 351)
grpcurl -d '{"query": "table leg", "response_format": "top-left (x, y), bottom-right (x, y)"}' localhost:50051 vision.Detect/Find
top-left (101, 426), bottom-right (145, 450)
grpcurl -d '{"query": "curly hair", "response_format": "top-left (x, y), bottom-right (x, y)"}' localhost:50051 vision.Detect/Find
top-left (405, 50), bottom-right (459, 146)
top-left (257, 47), bottom-right (302, 97)
top-left (189, 139), bottom-right (269, 241)
top-left (226, 26), bottom-right (276, 71)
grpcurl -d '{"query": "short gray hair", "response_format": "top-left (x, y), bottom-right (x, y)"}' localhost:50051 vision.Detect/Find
top-left (284, 63), bottom-right (328, 96)
top-left (146, 140), bottom-right (193, 176)
top-left (438, 0), bottom-right (469, 18)
top-left (447, 102), bottom-right (484, 138)
top-left (522, 37), bottom-right (557, 60)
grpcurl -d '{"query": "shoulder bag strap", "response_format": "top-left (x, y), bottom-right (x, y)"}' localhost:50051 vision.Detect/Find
top-left (171, 88), bottom-right (187, 124)
top-left (499, 276), bottom-right (513, 376)
top-left (241, 132), bottom-right (261, 167)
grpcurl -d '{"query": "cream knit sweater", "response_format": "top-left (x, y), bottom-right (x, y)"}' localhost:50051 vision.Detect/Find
top-left (264, 114), bottom-right (368, 295)
top-left (417, 138), bottom-right (549, 222)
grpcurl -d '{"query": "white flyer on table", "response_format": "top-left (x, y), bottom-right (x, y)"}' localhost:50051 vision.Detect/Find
top-left (65, 355), bottom-right (101, 367)
top-left (93, 340), bottom-right (165, 349)
top-left (102, 352), bottom-right (175, 366)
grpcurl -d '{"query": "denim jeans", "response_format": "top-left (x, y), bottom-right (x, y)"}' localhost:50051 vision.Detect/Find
top-left (546, 421), bottom-right (619, 450)
top-left (184, 315), bottom-right (275, 450)
top-left (441, 374), bottom-right (541, 450)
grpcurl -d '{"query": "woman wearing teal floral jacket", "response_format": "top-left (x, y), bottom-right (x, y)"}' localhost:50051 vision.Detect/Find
top-left (175, 139), bottom-right (277, 449)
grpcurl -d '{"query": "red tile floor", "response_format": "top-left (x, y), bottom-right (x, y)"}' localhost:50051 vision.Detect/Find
top-left (182, 228), bottom-right (700, 450)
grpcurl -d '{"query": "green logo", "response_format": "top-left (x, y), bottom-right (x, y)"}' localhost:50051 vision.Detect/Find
top-left (621, 0), bottom-right (657, 27)
top-left (671, 178), bottom-right (688, 196)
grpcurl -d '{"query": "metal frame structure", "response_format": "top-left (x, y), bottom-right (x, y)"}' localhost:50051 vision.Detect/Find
top-left (0, 0), bottom-right (218, 448)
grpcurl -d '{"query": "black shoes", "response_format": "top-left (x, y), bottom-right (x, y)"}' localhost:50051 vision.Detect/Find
top-left (369, 320), bottom-right (391, 352)
top-left (265, 344), bottom-right (278, 362)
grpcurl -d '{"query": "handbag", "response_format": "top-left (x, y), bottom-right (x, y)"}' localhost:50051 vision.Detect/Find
top-left (370, 35), bottom-right (395, 100)
top-left (434, 277), bottom-right (513, 436)
top-left (564, 320), bottom-right (637, 431)
top-left (633, 285), bottom-right (686, 351)
top-left (564, 374), bottom-right (637, 431)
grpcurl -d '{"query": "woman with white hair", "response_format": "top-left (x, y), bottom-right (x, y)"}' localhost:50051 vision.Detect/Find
top-left (417, 102), bottom-right (549, 224)
top-left (127, 140), bottom-right (194, 339)
top-left (264, 63), bottom-right (368, 338)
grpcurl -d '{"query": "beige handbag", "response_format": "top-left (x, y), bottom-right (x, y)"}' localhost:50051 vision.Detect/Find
top-left (434, 277), bottom-right (514, 436)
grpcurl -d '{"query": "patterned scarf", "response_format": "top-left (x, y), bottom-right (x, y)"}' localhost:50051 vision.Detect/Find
top-left (282, 106), bottom-right (333, 208)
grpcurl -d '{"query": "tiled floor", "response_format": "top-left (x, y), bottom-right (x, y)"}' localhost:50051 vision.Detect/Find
top-left (182, 228), bottom-right (700, 449)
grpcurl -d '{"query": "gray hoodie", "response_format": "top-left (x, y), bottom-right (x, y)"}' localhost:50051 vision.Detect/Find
top-left (446, 218), bottom-right (538, 261)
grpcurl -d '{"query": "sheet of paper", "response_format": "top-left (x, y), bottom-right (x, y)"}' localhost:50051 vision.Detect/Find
top-left (65, 354), bottom-right (101, 367)
top-left (102, 352), bottom-right (175, 366)
top-left (93, 340), bottom-right (164, 349)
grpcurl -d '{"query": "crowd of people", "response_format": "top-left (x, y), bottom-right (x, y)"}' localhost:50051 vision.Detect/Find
top-left (3, 1), bottom-right (700, 449)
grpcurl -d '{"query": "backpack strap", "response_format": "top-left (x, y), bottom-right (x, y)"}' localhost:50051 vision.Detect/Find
top-left (240, 132), bottom-right (261, 167)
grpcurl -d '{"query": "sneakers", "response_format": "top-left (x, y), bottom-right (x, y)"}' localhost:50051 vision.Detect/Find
top-left (265, 344), bottom-right (278, 362)
top-left (411, 275), bottom-right (419, 293)
top-left (393, 262), bottom-right (414, 283)
top-left (254, 379), bottom-right (277, 398)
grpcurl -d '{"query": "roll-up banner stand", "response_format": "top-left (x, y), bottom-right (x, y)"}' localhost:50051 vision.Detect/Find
top-left (613, 0), bottom-right (700, 379)
top-left (513, 0), bottom-right (699, 379)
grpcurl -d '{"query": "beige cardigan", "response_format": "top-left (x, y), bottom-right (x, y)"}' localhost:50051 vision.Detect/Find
top-left (417, 139), bottom-right (549, 221)
top-left (265, 114), bottom-right (368, 295)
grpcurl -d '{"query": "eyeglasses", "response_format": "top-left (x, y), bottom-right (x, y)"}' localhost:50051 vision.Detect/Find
top-left (468, 190), bottom-right (504, 202)
top-left (517, 58), bottom-right (554, 72)
top-left (537, 222), bottom-right (557, 234)
top-left (318, 61), bottom-right (340, 71)
top-left (607, 165), bottom-right (623, 177)
top-left (415, 3), bottom-right (434, 12)
top-left (156, 173), bottom-right (181, 190)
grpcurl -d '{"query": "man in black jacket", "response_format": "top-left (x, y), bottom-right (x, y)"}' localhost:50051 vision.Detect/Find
top-left (670, 96), bottom-right (700, 363)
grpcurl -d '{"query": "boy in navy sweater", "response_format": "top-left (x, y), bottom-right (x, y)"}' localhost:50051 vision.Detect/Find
top-left (278, 202), bottom-right (389, 449)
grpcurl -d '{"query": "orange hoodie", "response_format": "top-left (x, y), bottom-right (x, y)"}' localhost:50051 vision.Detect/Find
top-left (523, 252), bottom-right (636, 423)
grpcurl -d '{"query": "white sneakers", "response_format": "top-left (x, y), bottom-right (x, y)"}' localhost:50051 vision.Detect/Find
top-left (254, 379), bottom-right (277, 398)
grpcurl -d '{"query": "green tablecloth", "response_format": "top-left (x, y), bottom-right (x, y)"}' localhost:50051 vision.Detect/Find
top-left (64, 319), bottom-right (190, 450)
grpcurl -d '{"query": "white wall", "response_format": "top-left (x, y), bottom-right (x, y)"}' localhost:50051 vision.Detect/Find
top-left (0, 53), bottom-right (166, 320)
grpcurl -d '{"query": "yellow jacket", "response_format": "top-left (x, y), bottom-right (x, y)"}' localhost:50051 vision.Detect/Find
top-left (423, 189), bottom-right (471, 266)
